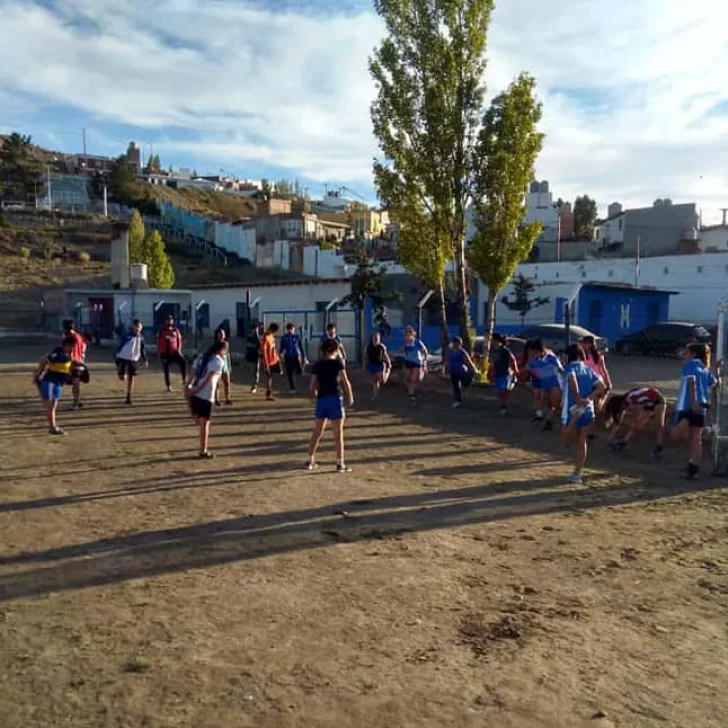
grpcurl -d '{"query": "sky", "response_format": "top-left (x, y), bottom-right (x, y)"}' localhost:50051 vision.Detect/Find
top-left (1, 0), bottom-right (728, 221)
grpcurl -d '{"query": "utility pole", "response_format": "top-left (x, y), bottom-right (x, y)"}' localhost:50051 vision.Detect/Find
top-left (82, 127), bottom-right (87, 162)
top-left (720, 208), bottom-right (728, 226)
top-left (46, 166), bottom-right (52, 211)
top-left (103, 184), bottom-right (108, 218)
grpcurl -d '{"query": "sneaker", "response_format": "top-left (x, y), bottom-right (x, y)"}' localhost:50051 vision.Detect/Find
top-left (542, 420), bottom-right (554, 431)
top-left (306, 460), bottom-right (318, 471)
top-left (532, 412), bottom-right (544, 423)
top-left (266, 394), bottom-right (276, 402)
top-left (500, 407), bottom-right (508, 416)
top-left (686, 462), bottom-right (699, 479)
top-left (610, 441), bottom-right (627, 452)
top-left (125, 397), bottom-right (133, 406)
top-left (198, 451), bottom-right (214, 459)
top-left (250, 386), bottom-right (258, 394)
top-left (452, 401), bottom-right (462, 409)
top-left (166, 385), bottom-right (173, 393)
top-left (225, 399), bottom-right (233, 406)
top-left (652, 445), bottom-right (664, 458)
top-left (49, 426), bottom-right (66, 436)
top-left (336, 463), bottom-right (352, 473)
top-left (567, 472), bottom-right (583, 484)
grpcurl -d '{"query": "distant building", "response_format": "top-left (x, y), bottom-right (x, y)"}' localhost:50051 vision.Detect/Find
top-left (525, 180), bottom-right (560, 243)
top-left (594, 200), bottom-right (699, 257)
top-left (558, 201), bottom-right (574, 240)
top-left (700, 225), bottom-right (728, 252)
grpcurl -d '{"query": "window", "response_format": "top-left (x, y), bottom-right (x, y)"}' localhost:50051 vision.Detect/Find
top-left (608, 270), bottom-right (613, 278)
top-left (697, 266), bottom-right (703, 273)
top-left (555, 272), bottom-right (559, 278)
top-left (618, 218), bottom-right (623, 230)
top-left (663, 267), bottom-right (669, 274)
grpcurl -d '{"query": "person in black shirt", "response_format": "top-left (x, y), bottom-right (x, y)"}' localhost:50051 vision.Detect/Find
top-left (244, 322), bottom-right (262, 393)
top-left (364, 331), bottom-right (392, 401)
top-left (33, 336), bottom-right (74, 435)
top-left (307, 338), bottom-right (355, 472)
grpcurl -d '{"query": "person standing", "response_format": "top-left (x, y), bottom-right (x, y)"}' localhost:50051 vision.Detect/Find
top-left (280, 323), bottom-right (307, 393)
top-left (115, 319), bottom-right (147, 405)
top-left (158, 314), bottom-right (187, 392)
top-left (186, 339), bottom-right (228, 458)
top-left (561, 343), bottom-right (606, 484)
top-left (448, 337), bottom-right (477, 408)
top-left (63, 319), bottom-right (88, 410)
top-left (320, 322), bottom-right (347, 363)
top-left (307, 337), bottom-right (355, 471)
top-left (582, 335), bottom-right (612, 411)
top-left (244, 322), bottom-right (262, 393)
top-left (262, 323), bottom-right (282, 401)
top-left (33, 336), bottom-right (75, 435)
top-left (490, 333), bottom-right (518, 416)
top-left (402, 326), bottom-right (428, 405)
top-left (213, 327), bottom-right (234, 406)
top-left (365, 331), bottom-right (392, 401)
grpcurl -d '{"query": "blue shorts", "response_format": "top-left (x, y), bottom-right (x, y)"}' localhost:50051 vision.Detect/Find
top-left (40, 380), bottom-right (64, 401)
top-left (563, 406), bottom-right (595, 430)
top-left (495, 374), bottom-right (513, 392)
top-left (540, 376), bottom-right (562, 392)
top-left (315, 395), bottom-right (345, 421)
top-left (367, 363), bottom-right (384, 375)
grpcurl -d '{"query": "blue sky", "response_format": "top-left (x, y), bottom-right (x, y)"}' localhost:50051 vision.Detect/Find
top-left (1, 0), bottom-right (728, 218)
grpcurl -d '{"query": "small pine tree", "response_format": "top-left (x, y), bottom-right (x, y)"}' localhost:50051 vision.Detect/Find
top-left (128, 210), bottom-right (145, 264)
top-left (144, 229), bottom-right (175, 289)
top-left (501, 273), bottom-right (550, 328)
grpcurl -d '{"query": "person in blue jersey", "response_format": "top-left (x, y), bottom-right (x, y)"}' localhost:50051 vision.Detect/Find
top-left (33, 336), bottom-right (75, 435)
top-left (319, 322), bottom-right (347, 363)
top-left (115, 319), bottom-right (147, 405)
top-left (280, 322), bottom-right (308, 393)
top-left (365, 331), bottom-right (392, 401)
top-left (402, 326), bottom-right (429, 404)
top-left (307, 337), bottom-right (355, 472)
top-left (672, 343), bottom-right (719, 479)
top-left (448, 336), bottom-right (478, 408)
top-left (490, 332), bottom-right (518, 416)
top-left (519, 341), bottom-right (543, 421)
top-left (527, 338), bottom-right (564, 430)
top-left (561, 343), bottom-right (606, 484)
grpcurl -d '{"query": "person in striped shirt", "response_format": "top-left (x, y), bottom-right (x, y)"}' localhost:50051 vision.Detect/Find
top-left (605, 387), bottom-right (667, 456)
top-left (33, 336), bottom-right (75, 435)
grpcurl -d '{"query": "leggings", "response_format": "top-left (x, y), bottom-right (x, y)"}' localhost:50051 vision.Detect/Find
top-left (161, 352), bottom-right (187, 387)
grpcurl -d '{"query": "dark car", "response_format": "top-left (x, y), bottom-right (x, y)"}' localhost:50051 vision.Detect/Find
top-left (517, 323), bottom-right (608, 355)
top-left (615, 322), bottom-right (712, 357)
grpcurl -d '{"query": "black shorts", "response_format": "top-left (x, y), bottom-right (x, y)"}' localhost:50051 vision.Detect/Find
top-left (404, 361), bottom-right (421, 370)
top-left (677, 410), bottom-right (705, 428)
top-left (116, 358), bottom-right (138, 378)
top-left (285, 356), bottom-right (302, 374)
top-left (268, 362), bottom-right (282, 375)
top-left (190, 396), bottom-right (213, 420)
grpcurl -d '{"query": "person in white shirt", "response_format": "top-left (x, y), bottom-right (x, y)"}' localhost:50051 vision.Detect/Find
top-left (186, 339), bottom-right (228, 458)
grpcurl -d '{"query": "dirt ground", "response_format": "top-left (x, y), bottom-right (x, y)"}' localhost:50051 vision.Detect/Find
top-left (0, 344), bottom-right (726, 728)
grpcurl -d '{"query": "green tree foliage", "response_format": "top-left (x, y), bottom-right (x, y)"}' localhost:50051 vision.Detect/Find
top-left (0, 132), bottom-right (42, 201)
top-left (573, 195), bottom-right (598, 239)
top-left (501, 273), bottom-right (550, 328)
top-left (144, 229), bottom-right (175, 289)
top-left (260, 179), bottom-right (272, 199)
top-left (273, 179), bottom-right (294, 197)
top-left (370, 0), bottom-right (495, 351)
top-left (470, 73), bottom-right (544, 364)
top-left (109, 155), bottom-right (138, 199)
top-left (148, 154), bottom-right (162, 172)
top-left (128, 210), bottom-right (146, 264)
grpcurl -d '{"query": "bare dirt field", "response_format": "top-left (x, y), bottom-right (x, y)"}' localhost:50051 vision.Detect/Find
top-left (0, 344), bottom-right (726, 728)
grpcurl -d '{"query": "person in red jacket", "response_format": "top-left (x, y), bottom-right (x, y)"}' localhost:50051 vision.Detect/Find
top-left (63, 319), bottom-right (90, 410)
top-left (158, 314), bottom-right (187, 391)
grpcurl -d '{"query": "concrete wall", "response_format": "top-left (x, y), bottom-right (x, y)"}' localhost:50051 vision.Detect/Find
top-left (700, 227), bottom-right (728, 252)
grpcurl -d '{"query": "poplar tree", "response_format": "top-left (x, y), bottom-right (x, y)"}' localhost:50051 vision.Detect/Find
top-left (470, 73), bottom-right (544, 364)
top-left (144, 229), bottom-right (175, 289)
top-left (128, 210), bottom-right (145, 264)
top-left (370, 0), bottom-right (495, 352)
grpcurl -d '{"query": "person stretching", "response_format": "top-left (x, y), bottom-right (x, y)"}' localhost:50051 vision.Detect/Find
top-left (158, 314), bottom-right (187, 392)
top-left (402, 326), bottom-right (428, 405)
top-left (115, 320), bottom-right (147, 405)
top-left (280, 323), bottom-right (307, 393)
top-left (63, 319), bottom-right (89, 410)
top-left (365, 331), bottom-right (392, 401)
top-left (33, 336), bottom-right (74, 435)
top-left (605, 387), bottom-right (667, 457)
top-left (262, 323), bottom-right (282, 401)
top-left (307, 337), bottom-right (355, 471)
top-left (186, 339), bottom-right (228, 458)
top-left (448, 337), bottom-right (477, 408)
top-left (526, 338), bottom-right (564, 430)
top-left (561, 343), bottom-right (606, 484)
top-left (490, 333), bottom-right (518, 416)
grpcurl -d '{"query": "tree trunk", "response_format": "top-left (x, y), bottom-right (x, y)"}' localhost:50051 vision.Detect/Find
top-left (455, 242), bottom-right (472, 352)
top-left (437, 279), bottom-right (449, 376)
top-left (483, 291), bottom-right (497, 378)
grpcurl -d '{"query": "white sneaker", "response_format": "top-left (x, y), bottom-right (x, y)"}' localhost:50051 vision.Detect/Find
top-left (452, 401), bottom-right (462, 409)
top-left (567, 472), bottom-right (583, 484)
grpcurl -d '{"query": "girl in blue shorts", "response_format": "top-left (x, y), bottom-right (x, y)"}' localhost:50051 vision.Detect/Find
top-left (365, 331), bottom-right (392, 401)
top-left (402, 326), bottom-right (428, 405)
top-left (561, 343), bottom-right (606, 484)
top-left (33, 336), bottom-right (74, 435)
top-left (528, 338), bottom-right (564, 431)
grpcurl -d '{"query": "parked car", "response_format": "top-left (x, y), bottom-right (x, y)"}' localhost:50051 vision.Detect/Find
top-left (473, 336), bottom-right (526, 366)
top-left (614, 322), bottom-right (711, 357)
top-left (517, 324), bottom-right (608, 355)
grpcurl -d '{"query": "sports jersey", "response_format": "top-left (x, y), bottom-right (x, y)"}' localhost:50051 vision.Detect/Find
top-left (262, 333), bottom-right (280, 368)
top-left (280, 332), bottom-right (304, 358)
top-left (529, 351), bottom-right (563, 381)
top-left (44, 347), bottom-right (72, 384)
top-left (69, 331), bottom-right (87, 363)
top-left (366, 342), bottom-right (387, 365)
top-left (158, 327), bottom-right (183, 356)
top-left (492, 345), bottom-right (513, 378)
top-left (561, 361), bottom-right (602, 424)
top-left (676, 359), bottom-right (713, 411)
top-left (448, 348), bottom-right (469, 373)
top-left (625, 387), bottom-right (663, 409)
top-left (404, 339), bottom-right (427, 365)
top-left (116, 332), bottom-right (146, 362)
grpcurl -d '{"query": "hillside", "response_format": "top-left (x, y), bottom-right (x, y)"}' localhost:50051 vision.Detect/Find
top-left (147, 185), bottom-right (260, 220)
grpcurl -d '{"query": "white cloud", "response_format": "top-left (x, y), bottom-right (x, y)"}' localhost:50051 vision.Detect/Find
top-left (0, 0), bottom-right (727, 216)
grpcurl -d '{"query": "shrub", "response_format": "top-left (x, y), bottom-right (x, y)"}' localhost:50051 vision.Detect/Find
top-left (77, 251), bottom-right (91, 264)
top-left (41, 236), bottom-right (55, 260)
top-left (0, 214), bottom-right (10, 228)
top-left (19, 246), bottom-right (31, 262)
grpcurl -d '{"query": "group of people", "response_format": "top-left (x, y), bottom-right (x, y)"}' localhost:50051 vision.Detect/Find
top-left (31, 315), bottom-right (722, 480)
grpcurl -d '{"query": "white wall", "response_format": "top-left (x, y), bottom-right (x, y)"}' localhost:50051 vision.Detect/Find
top-left (477, 252), bottom-right (728, 327)
top-left (214, 222), bottom-right (256, 260)
top-left (700, 227), bottom-right (728, 252)
top-left (595, 215), bottom-right (625, 245)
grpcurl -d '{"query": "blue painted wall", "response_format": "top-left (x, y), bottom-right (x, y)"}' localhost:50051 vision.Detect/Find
top-left (576, 286), bottom-right (671, 343)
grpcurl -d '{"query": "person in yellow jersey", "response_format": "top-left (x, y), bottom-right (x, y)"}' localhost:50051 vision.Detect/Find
top-left (33, 336), bottom-right (75, 435)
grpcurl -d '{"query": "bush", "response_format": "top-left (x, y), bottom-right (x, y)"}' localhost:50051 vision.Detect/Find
top-left (19, 246), bottom-right (31, 262)
top-left (77, 251), bottom-right (91, 264)
top-left (41, 236), bottom-right (56, 261)
top-left (0, 214), bottom-right (10, 228)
